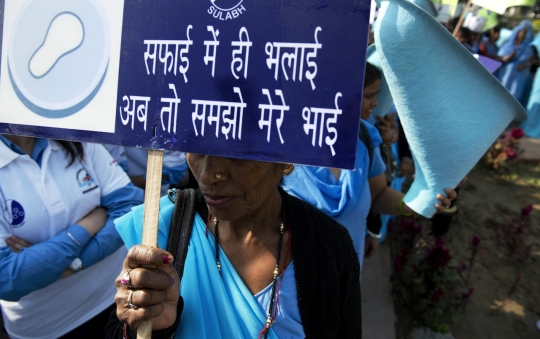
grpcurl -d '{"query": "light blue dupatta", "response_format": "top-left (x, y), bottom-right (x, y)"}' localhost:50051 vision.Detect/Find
top-left (281, 139), bottom-right (371, 264)
top-left (115, 196), bottom-right (278, 339)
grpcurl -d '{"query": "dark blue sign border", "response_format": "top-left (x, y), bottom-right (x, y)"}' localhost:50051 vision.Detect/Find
top-left (0, 0), bottom-right (370, 169)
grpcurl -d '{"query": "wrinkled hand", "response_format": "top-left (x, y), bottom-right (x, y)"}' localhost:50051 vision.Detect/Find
top-left (434, 177), bottom-right (467, 213)
top-left (364, 235), bottom-right (380, 259)
top-left (115, 245), bottom-right (180, 331)
top-left (5, 235), bottom-right (31, 252)
top-left (375, 113), bottom-right (398, 145)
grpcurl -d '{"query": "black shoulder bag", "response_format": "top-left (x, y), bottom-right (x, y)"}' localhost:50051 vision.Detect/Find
top-left (166, 188), bottom-right (197, 280)
top-left (359, 121), bottom-right (382, 237)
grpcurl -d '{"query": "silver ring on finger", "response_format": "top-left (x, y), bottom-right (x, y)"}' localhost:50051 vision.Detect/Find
top-left (127, 290), bottom-right (139, 310)
top-left (120, 269), bottom-right (133, 288)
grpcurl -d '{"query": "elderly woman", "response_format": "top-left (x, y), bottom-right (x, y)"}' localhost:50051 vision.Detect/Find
top-left (106, 154), bottom-right (362, 338)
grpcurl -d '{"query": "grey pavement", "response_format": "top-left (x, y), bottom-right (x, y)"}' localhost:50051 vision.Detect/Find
top-left (362, 241), bottom-right (397, 339)
top-left (520, 135), bottom-right (540, 163)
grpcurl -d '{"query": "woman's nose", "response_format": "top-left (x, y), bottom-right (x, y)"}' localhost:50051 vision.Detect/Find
top-left (195, 155), bottom-right (227, 186)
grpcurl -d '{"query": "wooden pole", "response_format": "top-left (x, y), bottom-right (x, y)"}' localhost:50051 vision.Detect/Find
top-left (452, 0), bottom-right (474, 37)
top-left (137, 149), bottom-right (164, 339)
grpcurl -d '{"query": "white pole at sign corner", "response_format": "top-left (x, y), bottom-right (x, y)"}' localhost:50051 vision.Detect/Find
top-left (370, 0), bottom-right (378, 24)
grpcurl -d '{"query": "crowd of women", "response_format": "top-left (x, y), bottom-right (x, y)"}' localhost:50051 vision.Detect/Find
top-left (3, 4), bottom-right (508, 337)
top-left (455, 19), bottom-right (540, 140)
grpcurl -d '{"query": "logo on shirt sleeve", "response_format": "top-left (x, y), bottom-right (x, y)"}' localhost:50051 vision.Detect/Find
top-left (3, 199), bottom-right (25, 228)
top-left (76, 168), bottom-right (99, 194)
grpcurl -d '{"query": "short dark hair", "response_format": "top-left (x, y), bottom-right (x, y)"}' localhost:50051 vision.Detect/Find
top-left (364, 62), bottom-right (381, 88)
top-left (485, 25), bottom-right (500, 38)
top-left (458, 26), bottom-right (471, 40)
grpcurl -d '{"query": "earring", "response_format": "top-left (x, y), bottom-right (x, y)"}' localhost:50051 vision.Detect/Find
top-left (282, 164), bottom-right (294, 176)
top-left (215, 173), bottom-right (222, 179)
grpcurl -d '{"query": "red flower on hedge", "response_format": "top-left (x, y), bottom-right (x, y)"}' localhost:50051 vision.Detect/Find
top-left (521, 204), bottom-right (533, 216)
top-left (427, 239), bottom-right (451, 269)
top-left (394, 249), bottom-right (410, 275)
top-left (401, 218), bottom-right (422, 235)
top-left (510, 128), bottom-right (524, 139)
top-left (504, 147), bottom-right (516, 159)
top-left (472, 236), bottom-right (480, 249)
top-left (461, 288), bottom-right (474, 300)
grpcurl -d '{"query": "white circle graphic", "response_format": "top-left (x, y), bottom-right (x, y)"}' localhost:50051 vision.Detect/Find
top-left (8, 0), bottom-right (110, 118)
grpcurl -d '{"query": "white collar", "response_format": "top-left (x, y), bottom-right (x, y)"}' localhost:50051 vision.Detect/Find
top-left (0, 139), bottom-right (21, 169)
top-left (0, 138), bottom-right (57, 169)
top-left (48, 140), bottom-right (62, 151)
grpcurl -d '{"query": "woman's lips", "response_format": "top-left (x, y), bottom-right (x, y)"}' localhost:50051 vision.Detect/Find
top-left (203, 194), bottom-right (234, 207)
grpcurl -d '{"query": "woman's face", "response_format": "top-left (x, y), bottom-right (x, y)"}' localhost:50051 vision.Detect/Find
top-left (455, 31), bottom-right (468, 44)
top-left (361, 79), bottom-right (380, 120)
top-left (490, 29), bottom-right (500, 42)
top-left (515, 28), bottom-right (527, 45)
top-left (186, 154), bottom-right (283, 222)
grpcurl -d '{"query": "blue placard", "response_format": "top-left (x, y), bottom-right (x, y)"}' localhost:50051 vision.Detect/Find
top-left (0, 0), bottom-right (370, 169)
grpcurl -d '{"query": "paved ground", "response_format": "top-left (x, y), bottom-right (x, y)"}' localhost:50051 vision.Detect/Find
top-left (361, 241), bottom-right (397, 339)
top-left (358, 133), bottom-right (539, 339)
top-left (520, 135), bottom-right (540, 163)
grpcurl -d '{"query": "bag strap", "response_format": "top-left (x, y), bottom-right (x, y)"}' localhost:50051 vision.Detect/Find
top-left (358, 121), bottom-right (373, 167)
top-left (166, 188), bottom-right (197, 281)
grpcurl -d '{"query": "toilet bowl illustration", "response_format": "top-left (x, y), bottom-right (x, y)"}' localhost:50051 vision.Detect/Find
top-left (7, 0), bottom-right (109, 118)
top-left (374, 0), bottom-right (528, 217)
top-left (29, 12), bottom-right (85, 79)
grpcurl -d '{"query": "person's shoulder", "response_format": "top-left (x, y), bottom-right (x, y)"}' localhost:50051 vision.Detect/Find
top-left (284, 190), bottom-right (359, 273)
top-left (283, 190), bottom-right (353, 242)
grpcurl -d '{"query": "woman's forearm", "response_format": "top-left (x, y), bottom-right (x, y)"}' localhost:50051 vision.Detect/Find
top-left (0, 226), bottom-right (88, 301)
top-left (370, 186), bottom-right (411, 216)
top-left (79, 183), bottom-right (143, 268)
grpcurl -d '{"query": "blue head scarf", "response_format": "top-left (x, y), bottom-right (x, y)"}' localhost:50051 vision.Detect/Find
top-left (496, 20), bottom-right (535, 103)
top-left (498, 20), bottom-right (534, 61)
top-left (281, 121), bottom-right (383, 266)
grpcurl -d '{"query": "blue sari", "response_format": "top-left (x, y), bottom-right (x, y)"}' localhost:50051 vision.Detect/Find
top-left (115, 197), bottom-right (284, 339)
top-left (522, 32), bottom-right (540, 139)
top-left (497, 21), bottom-right (534, 106)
